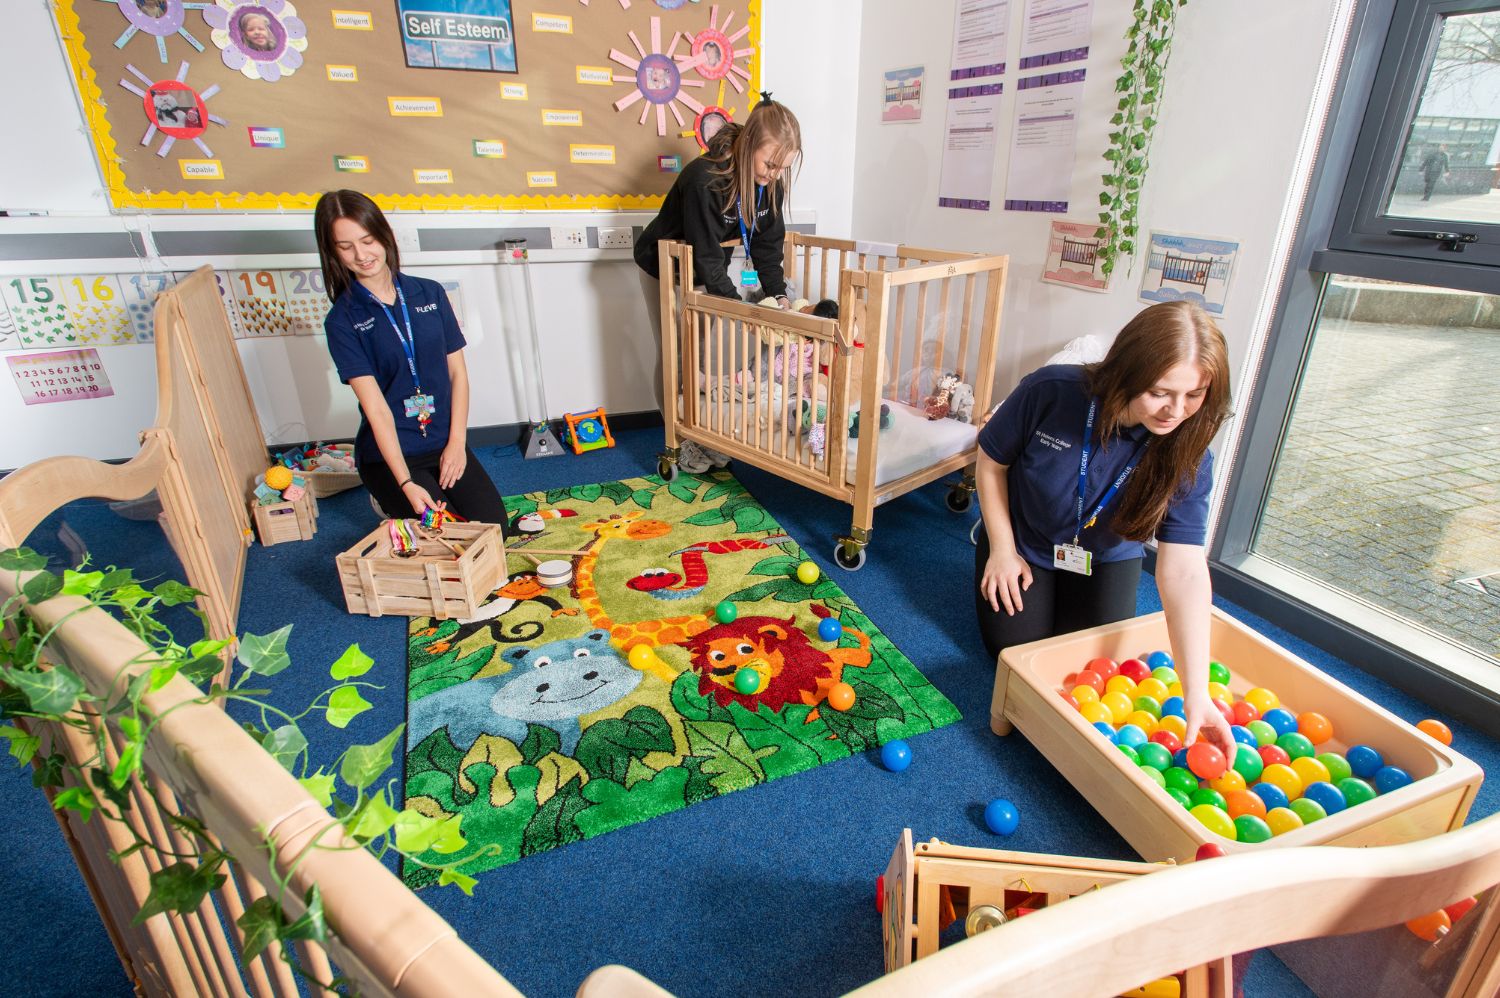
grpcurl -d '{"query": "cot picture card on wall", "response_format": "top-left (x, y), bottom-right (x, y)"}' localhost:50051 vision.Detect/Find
top-left (1138, 231), bottom-right (1240, 317)
top-left (882, 66), bottom-right (924, 123)
top-left (1040, 220), bottom-right (1110, 293)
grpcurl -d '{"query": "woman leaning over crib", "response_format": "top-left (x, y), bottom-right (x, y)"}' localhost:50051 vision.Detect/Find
top-left (974, 301), bottom-right (1237, 760)
top-left (633, 94), bottom-right (802, 468)
top-left (315, 189), bottom-right (505, 523)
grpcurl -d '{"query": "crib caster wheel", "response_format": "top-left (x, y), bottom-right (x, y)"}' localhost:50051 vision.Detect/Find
top-left (833, 540), bottom-right (867, 572)
top-left (657, 456), bottom-right (680, 481)
top-left (945, 484), bottom-right (973, 513)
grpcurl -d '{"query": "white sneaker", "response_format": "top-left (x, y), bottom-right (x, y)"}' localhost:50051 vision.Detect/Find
top-left (678, 440), bottom-right (714, 474)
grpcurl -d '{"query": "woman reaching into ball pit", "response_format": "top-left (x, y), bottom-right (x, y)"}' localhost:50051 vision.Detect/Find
top-left (974, 301), bottom-right (1237, 761)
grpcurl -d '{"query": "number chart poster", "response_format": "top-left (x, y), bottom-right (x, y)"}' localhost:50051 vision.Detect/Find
top-left (8, 349), bottom-right (116, 406)
top-left (53, 0), bottom-right (759, 211)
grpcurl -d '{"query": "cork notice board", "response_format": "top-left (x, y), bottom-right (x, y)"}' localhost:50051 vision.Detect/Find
top-left (55, 0), bottom-right (760, 211)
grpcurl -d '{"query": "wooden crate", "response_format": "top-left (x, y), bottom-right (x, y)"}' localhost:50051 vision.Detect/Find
top-left (336, 521), bottom-right (505, 619)
top-left (251, 492), bottom-right (318, 546)
top-left (992, 607), bottom-right (1484, 862)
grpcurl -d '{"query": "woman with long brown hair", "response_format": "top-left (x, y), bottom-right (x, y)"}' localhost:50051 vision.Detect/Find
top-left (975, 301), bottom-right (1236, 757)
top-left (633, 94), bottom-right (802, 470)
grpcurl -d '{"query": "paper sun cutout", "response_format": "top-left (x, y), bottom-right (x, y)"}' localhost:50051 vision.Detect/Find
top-left (610, 16), bottom-right (707, 137)
top-left (101, 0), bottom-right (212, 64)
top-left (203, 0), bottom-right (307, 81)
top-left (680, 4), bottom-right (752, 92)
top-left (120, 61), bottom-right (226, 158)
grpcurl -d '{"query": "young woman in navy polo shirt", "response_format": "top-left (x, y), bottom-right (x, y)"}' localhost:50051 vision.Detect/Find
top-left (975, 301), bottom-right (1236, 756)
top-left (315, 190), bottom-right (505, 522)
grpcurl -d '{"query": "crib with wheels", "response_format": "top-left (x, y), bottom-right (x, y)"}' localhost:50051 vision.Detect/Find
top-left (656, 233), bottom-right (1008, 569)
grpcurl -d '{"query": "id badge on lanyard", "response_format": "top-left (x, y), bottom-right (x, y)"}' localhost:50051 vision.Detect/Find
top-left (368, 282), bottom-right (437, 437)
top-left (737, 185), bottom-right (764, 289)
top-left (1058, 399), bottom-right (1146, 576)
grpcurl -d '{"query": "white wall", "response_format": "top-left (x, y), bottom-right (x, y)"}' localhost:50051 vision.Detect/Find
top-left (0, 1), bottom-right (860, 468)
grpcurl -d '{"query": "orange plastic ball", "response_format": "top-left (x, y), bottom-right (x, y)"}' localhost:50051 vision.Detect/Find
top-left (1225, 789), bottom-right (1268, 820)
top-left (1417, 718), bottom-right (1453, 746)
top-left (1297, 711), bottom-right (1333, 745)
top-left (827, 682), bottom-right (856, 712)
top-left (1406, 909), bottom-right (1452, 942)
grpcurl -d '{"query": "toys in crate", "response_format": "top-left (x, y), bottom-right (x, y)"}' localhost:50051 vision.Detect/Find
top-left (562, 408), bottom-right (615, 454)
top-left (337, 518), bottom-right (505, 619)
top-left (271, 442), bottom-right (359, 498)
top-left (250, 464), bottom-right (317, 546)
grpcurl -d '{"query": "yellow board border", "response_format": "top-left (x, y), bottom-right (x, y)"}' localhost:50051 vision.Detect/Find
top-left (51, 0), bottom-right (760, 212)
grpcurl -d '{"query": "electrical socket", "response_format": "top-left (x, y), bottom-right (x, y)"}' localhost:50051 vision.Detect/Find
top-left (598, 226), bottom-right (634, 250)
top-left (549, 225), bottom-right (587, 249)
top-left (393, 227), bottom-right (421, 254)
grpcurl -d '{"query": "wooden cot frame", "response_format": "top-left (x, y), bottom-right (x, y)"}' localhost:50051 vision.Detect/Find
top-left (657, 232), bottom-right (1008, 567)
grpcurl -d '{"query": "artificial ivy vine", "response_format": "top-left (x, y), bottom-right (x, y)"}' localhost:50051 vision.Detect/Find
top-left (0, 547), bottom-right (491, 989)
top-left (1098, 0), bottom-right (1190, 277)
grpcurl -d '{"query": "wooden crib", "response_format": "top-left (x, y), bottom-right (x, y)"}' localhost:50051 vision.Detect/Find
top-left (656, 233), bottom-right (1008, 569)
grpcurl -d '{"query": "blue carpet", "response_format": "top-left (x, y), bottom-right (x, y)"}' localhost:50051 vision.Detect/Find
top-left (0, 424), bottom-right (1491, 997)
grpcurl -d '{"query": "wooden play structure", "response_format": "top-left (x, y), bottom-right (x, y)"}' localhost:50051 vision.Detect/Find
top-left (656, 233), bottom-right (1008, 569)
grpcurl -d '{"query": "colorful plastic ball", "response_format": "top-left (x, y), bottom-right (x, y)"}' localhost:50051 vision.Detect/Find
top-left (1195, 842), bottom-right (1228, 861)
top-left (1260, 763), bottom-right (1304, 801)
top-left (1225, 789), bottom-right (1268, 820)
top-left (1346, 744), bottom-right (1384, 779)
top-left (1164, 767), bottom-right (1198, 795)
top-left (1316, 753), bottom-right (1352, 784)
top-left (1080, 701), bottom-right (1113, 726)
top-left (1207, 681), bottom-right (1232, 704)
top-left (1209, 770), bottom-right (1247, 796)
top-left (1261, 707), bottom-right (1298, 737)
top-left (1231, 743), bottom-right (1265, 783)
top-left (1116, 723), bottom-right (1148, 749)
top-left (795, 560), bottom-right (820, 584)
top-left (1244, 687), bottom-right (1281, 715)
top-left (1337, 777), bottom-right (1377, 807)
top-left (1190, 787), bottom-right (1229, 812)
top-left (1092, 720), bottom-right (1118, 740)
top-left (1062, 672), bottom-right (1078, 690)
top-left (1234, 814), bottom-right (1273, 844)
top-left (1231, 725), bottom-right (1258, 748)
top-left (1136, 678), bottom-right (1170, 702)
top-left (1146, 650), bottom-right (1174, 671)
top-left (1118, 658), bottom-right (1151, 683)
top-left (1297, 711), bottom-right (1334, 745)
top-left (1276, 732), bottom-right (1316, 762)
top-left (1124, 710), bottom-right (1160, 736)
top-left (627, 644), bottom-right (657, 671)
top-left (1071, 685), bottom-right (1100, 705)
top-left (1101, 691), bottom-right (1135, 724)
top-left (1258, 745), bottom-right (1291, 768)
top-left (1230, 700), bottom-right (1261, 727)
top-left (1265, 807), bottom-right (1305, 837)
top-left (1086, 657), bottom-right (1120, 680)
top-left (1105, 675), bottom-right (1138, 697)
top-left (875, 874), bottom-right (885, 912)
top-left (1375, 766), bottom-right (1414, 795)
top-left (1167, 682), bottom-right (1185, 699)
top-left (1208, 661), bottom-right (1231, 685)
top-left (1250, 782), bottom-right (1290, 812)
top-left (265, 464), bottom-right (294, 491)
top-left (983, 798), bottom-right (1020, 836)
top-left (1417, 718), bottom-right (1453, 746)
top-left (1290, 756), bottom-right (1331, 789)
top-left (1117, 744), bottom-right (1141, 765)
top-left (1073, 670), bottom-right (1105, 695)
top-left (1139, 765), bottom-right (1168, 789)
top-left (1151, 667), bottom-right (1179, 687)
top-left (1302, 781), bottom-right (1346, 815)
top-left (827, 682), bottom-right (856, 712)
top-left (1160, 695), bottom-right (1186, 719)
top-left (1212, 699), bottom-right (1236, 723)
top-left (1246, 720), bottom-right (1278, 748)
top-left (1157, 715), bottom-right (1188, 741)
top-left (1058, 690), bottom-right (1079, 710)
top-left (1406, 909), bottom-right (1452, 942)
top-left (1136, 742), bottom-right (1173, 771)
top-left (1150, 730), bottom-right (1183, 755)
top-left (1171, 747), bottom-right (1190, 770)
top-left (1288, 797), bottom-right (1328, 824)
top-left (1186, 742), bottom-right (1228, 780)
top-left (715, 600), bottom-right (738, 624)
top-left (734, 668), bottom-right (762, 694)
top-left (1444, 897), bottom-right (1479, 924)
top-left (880, 740), bottom-right (912, 772)
top-left (817, 616), bottom-right (843, 642)
top-left (1166, 787), bottom-right (1193, 809)
top-left (1130, 695), bottom-right (1162, 720)
top-left (1189, 803), bottom-right (1236, 840)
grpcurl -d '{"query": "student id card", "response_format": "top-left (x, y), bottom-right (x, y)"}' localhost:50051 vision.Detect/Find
top-left (739, 262), bottom-right (759, 288)
top-left (404, 393), bottom-right (435, 419)
top-left (1054, 543), bottom-right (1092, 576)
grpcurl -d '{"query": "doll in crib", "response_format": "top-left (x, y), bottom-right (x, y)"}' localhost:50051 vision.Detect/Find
top-left (765, 298), bottom-right (891, 457)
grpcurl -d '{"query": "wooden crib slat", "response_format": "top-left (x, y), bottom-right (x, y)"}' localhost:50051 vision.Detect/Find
top-left (889, 281), bottom-right (906, 404)
top-left (957, 272), bottom-right (977, 384)
top-left (935, 276), bottom-right (952, 380)
top-left (791, 330), bottom-right (806, 467)
top-left (738, 316), bottom-right (750, 446)
top-left (801, 245), bottom-right (812, 301)
top-left (910, 280), bottom-right (929, 407)
top-left (850, 271), bottom-right (890, 533)
top-left (716, 313), bottom-right (727, 437)
top-left (973, 264), bottom-right (1009, 417)
top-left (820, 250), bottom-right (830, 303)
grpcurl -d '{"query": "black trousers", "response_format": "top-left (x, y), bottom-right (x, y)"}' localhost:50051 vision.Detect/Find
top-left (359, 446), bottom-right (506, 523)
top-left (973, 523), bottom-right (1143, 662)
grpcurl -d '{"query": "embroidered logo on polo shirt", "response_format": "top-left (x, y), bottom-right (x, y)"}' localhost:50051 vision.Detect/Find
top-left (1035, 431), bottom-right (1072, 452)
top-left (354, 317), bottom-right (376, 331)
top-left (414, 302), bottom-right (439, 313)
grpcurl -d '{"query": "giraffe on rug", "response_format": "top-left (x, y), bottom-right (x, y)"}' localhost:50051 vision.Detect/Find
top-left (570, 511), bottom-right (713, 682)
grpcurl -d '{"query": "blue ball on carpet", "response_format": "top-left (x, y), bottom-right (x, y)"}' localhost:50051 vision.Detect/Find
top-left (984, 798), bottom-right (1019, 836)
top-left (880, 740), bottom-right (912, 772)
top-left (818, 617), bottom-right (843, 642)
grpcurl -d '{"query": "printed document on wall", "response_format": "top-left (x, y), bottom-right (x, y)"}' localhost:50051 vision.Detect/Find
top-left (1003, 69), bottom-right (1084, 212)
top-left (939, 82), bottom-right (1005, 211)
top-left (950, 0), bottom-right (1011, 79)
top-left (1019, 0), bottom-right (1094, 69)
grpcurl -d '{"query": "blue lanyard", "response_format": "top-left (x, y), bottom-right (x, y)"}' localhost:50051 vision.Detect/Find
top-left (736, 184), bottom-right (765, 262)
top-left (1074, 398), bottom-right (1147, 545)
top-left (363, 279), bottom-right (421, 391)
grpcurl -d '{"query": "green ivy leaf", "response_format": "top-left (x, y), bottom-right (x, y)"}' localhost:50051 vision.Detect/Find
top-left (262, 725), bottom-right (308, 772)
top-left (430, 813), bottom-right (467, 854)
top-left (31, 752), bottom-right (64, 789)
top-left (326, 686), bottom-right (373, 729)
top-left (283, 885), bottom-right (328, 944)
top-left (236, 896), bottom-right (281, 961)
top-left (298, 770), bottom-right (336, 807)
top-left (346, 790), bottom-right (400, 842)
top-left (237, 625), bottom-right (292, 677)
top-left (110, 741), bottom-right (143, 789)
top-left (152, 581), bottom-right (199, 607)
top-left (179, 655), bottom-right (222, 686)
top-left (0, 725), bottom-right (39, 765)
top-left (53, 784), bottom-right (97, 822)
top-left (329, 644), bottom-right (374, 680)
top-left (393, 808), bottom-right (447, 853)
top-left (339, 724), bottom-right (404, 791)
top-left (21, 572), bottom-right (63, 606)
top-left (61, 570), bottom-right (104, 596)
top-left (0, 548), bottom-right (47, 572)
top-left (438, 867), bottom-right (478, 896)
top-left (5, 664), bottom-right (87, 716)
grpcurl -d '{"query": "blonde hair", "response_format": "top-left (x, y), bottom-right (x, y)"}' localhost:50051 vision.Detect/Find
top-left (703, 98), bottom-right (802, 222)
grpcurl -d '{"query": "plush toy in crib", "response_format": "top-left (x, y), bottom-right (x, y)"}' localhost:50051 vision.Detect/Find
top-left (797, 399), bottom-right (893, 457)
top-left (923, 372), bottom-right (977, 422)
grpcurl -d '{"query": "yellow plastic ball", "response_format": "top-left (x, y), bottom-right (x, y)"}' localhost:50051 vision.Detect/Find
top-left (627, 645), bottom-right (656, 670)
top-left (1157, 714), bottom-right (1188, 740)
top-left (796, 561), bottom-right (820, 585)
top-left (1207, 681), bottom-right (1232, 703)
top-left (1265, 807), bottom-right (1305, 837)
top-left (1167, 682), bottom-right (1184, 699)
top-left (265, 465), bottom-right (293, 491)
top-left (1136, 678), bottom-right (1170, 702)
top-left (1101, 692), bottom-right (1135, 724)
top-left (1080, 701), bottom-right (1114, 726)
top-left (1124, 710), bottom-right (1159, 736)
top-left (1189, 804), bottom-right (1238, 840)
top-left (1290, 756), bottom-right (1331, 788)
top-left (1209, 770), bottom-right (1247, 796)
top-left (1260, 763), bottom-right (1304, 800)
top-left (1244, 687), bottom-right (1281, 715)
top-left (1105, 675), bottom-right (1138, 697)
top-left (1071, 685), bottom-right (1100, 705)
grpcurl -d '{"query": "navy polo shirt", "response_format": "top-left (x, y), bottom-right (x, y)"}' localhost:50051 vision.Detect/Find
top-left (324, 273), bottom-right (465, 467)
top-left (978, 365), bottom-right (1214, 567)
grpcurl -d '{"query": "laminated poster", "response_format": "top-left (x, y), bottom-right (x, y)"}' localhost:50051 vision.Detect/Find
top-left (1138, 232), bottom-right (1240, 317)
top-left (398, 0), bottom-right (516, 72)
top-left (1002, 68), bottom-right (1084, 213)
top-left (938, 81), bottom-right (1004, 211)
top-left (1040, 220), bottom-right (1110, 293)
top-left (8, 349), bottom-right (116, 405)
top-left (950, 0), bottom-right (1010, 80)
top-left (1018, 0), bottom-right (1094, 69)
top-left (882, 66), bottom-right (924, 123)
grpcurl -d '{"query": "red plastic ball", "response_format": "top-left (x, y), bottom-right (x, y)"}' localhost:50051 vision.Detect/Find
top-left (1086, 657), bottom-right (1120, 681)
top-left (1062, 672), bottom-right (1078, 690)
top-left (1444, 897), bottom-right (1477, 923)
top-left (1119, 658), bottom-right (1151, 683)
top-left (1187, 742), bottom-right (1229, 780)
top-left (876, 874), bottom-right (885, 913)
top-left (1074, 670), bottom-right (1105, 695)
top-left (1150, 730), bottom-right (1183, 754)
top-left (1231, 701), bottom-right (1260, 726)
top-left (1059, 690), bottom-right (1079, 709)
top-left (1195, 843), bottom-right (1228, 861)
top-left (1212, 698), bottom-right (1235, 722)
top-left (1258, 745), bottom-right (1291, 767)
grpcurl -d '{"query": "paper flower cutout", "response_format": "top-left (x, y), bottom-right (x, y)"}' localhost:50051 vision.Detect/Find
top-left (101, 0), bottom-right (212, 63)
top-left (119, 61), bottom-right (227, 158)
top-left (203, 0), bottom-right (307, 82)
top-left (610, 16), bottom-right (706, 136)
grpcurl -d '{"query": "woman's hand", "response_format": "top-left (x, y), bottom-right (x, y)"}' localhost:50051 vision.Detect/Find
top-left (981, 548), bottom-right (1032, 615)
top-left (439, 441), bottom-right (467, 490)
top-left (401, 479), bottom-right (437, 516)
top-left (1184, 694), bottom-right (1238, 765)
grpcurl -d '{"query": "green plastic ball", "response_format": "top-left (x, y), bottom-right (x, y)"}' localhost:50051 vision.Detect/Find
top-left (733, 668), bottom-right (761, 694)
top-left (1140, 765), bottom-right (1168, 789)
top-left (1164, 766), bottom-right (1198, 795)
top-left (1277, 731), bottom-right (1316, 761)
top-left (1208, 661), bottom-right (1231, 686)
top-left (1189, 787), bottom-right (1229, 812)
top-left (1133, 695), bottom-right (1163, 719)
top-left (1246, 720), bottom-right (1278, 747)
top-left (1234, 814), bottom-right (1273, 843)
top-left (1166, 787), bottom-right (1193, 809)
top-left (715, 600), bottom-right (738, 624)
top-left (1338, 777), bottom-right (1378, 807)
top-left (1116, 744), bottom-right (1141, 765)
top-left (1317, 752), bottom-right (1352, 784)
top-left (1232, 743), bottom-right (1265, 783)
top-left (1136, 742), bottom-right (1173, 771)
top-left (1289, 797), bottom-right (1328, 824)
top-left (1151, 666), bottom-right (1179, 686)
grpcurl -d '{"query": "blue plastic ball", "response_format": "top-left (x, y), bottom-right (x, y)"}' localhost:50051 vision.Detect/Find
top-left (1171, 747), bottom-right (1190, 770)
top-left (1347, 744), bottom-right (1384, 779)
top-left (817, 617), bottom-right (843, 642)
top-left (1250, 781), bottom-right (1290, 812)
top-left (1145, 650), bottom-right (1174, 671)
top-left (1115, 724), bottom-right (1148, 749)
top-left (1231, 724), bottom-right (1258, 747)
top-left (1161, 695), bottom-right (1186, 719)
top-left (1375, 765), bottom-right (1413, 795)
top-left (1303, 781), bottom-right (1347, 815)
top-left (1092, 721), bottom-right (1118, 741)
top-left (881, 740), bottom-right (912, 773)
top-left (1262, 707), bottom-right (1299, 737)
top-left (984, 798), bottom-right (1020, 836)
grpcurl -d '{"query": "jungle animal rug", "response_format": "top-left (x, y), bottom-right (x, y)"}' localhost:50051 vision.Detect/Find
top-left (401, 471), bottom-right (960, 886)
